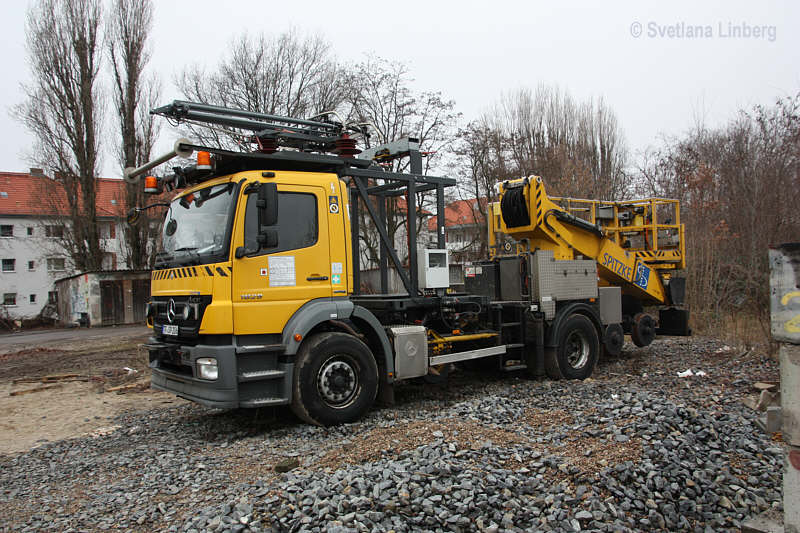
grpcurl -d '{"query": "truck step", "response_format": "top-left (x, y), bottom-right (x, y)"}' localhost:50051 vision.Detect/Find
top-left (503, 363), bottom-right (528, 372)
top-left (238, 369), bottom-right (286, 382)
top-left (505, 343), bottom-right (525, 349)
top-left (500, 321), bottom-right (521, 327)
top-left (239, 397), bottom-right (288, 408)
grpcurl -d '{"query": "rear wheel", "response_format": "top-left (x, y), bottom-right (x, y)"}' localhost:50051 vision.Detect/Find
top-left (555, 314), bottom-right (599, 380)
top-left (291, 332), bottom-right (379, 426)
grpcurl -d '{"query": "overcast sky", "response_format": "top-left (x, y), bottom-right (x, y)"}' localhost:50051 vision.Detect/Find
top-left (1, 0), bottom-right (797, 178)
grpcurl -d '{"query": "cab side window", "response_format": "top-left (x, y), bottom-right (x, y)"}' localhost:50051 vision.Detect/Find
top-left (244, 191), bottom-right (318, 254)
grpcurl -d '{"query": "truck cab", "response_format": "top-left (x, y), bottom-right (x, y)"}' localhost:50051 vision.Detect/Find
top-left (147, 170), bottom-right (361, 413)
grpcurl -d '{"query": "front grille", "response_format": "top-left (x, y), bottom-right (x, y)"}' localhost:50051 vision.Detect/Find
top-left (152, 295), bottom-right (212, 343)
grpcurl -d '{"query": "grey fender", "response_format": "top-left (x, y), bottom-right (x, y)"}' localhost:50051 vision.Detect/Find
top-left (281, 299), bottom-right (394, 384)
top-left (545, 302), bottom-right (603, 348)
top-left (282, 298), bottom-right (354, 355)
top-left (350, 305), bottom-right (394, 383)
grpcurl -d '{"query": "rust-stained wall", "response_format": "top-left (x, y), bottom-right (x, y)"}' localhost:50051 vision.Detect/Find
top-left (54, 270), bottom-right (150, 327)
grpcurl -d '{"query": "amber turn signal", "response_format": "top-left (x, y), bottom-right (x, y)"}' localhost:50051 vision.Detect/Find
top-left (294, 333), bottom-right (303, 342)
top-left (197, 151), bottom-right (212, 170)
top-left (144, 175), bottom-right (158, 194)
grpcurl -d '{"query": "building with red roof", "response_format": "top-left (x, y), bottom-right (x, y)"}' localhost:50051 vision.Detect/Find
top-left (425, 197), bottom-right (488, 263)
top-left (0, 170), bottom-right (131, 319)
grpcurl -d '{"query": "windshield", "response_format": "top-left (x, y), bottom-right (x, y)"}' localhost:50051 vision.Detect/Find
top-left (158, 182), bottom-right (237, 266)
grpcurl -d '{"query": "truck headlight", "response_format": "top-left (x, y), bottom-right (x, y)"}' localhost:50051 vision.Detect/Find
top-left (196, 357), bottom-right (218, 380)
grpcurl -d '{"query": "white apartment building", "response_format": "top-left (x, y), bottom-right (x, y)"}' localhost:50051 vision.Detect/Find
top-left (0, 171), bottom-right (129, 320)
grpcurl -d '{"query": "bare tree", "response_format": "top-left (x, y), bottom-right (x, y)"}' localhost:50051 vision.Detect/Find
top-left (175, 30), bottom-right (346, 149)
top-left (14, 0), bottom-right (105, 272)
top-left (449, 113), bottom-right (513, 260)
top-left (346, 56), bottom-right (460, 268)
top-left (498, 85), bottom-right (628, 200)
top-left (635, 93), bottom-right (800, 342)
top-left (452, 85), bottom-right (628, 261)
top-left (108, 0), bottom-right (160, 269)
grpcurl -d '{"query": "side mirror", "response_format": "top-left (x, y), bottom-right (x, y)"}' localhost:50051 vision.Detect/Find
top-left (234, 182), bottom-right (279, 259)
top-left (257, 182), bottom-right (278, 227)
top-left (235, 229), bottom-right (278, 258)
top-left (258, 228), bottom-right (278, 248)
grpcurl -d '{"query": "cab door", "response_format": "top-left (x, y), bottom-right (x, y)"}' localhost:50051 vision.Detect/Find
top-left (232, 182), bottom-right (332, 335)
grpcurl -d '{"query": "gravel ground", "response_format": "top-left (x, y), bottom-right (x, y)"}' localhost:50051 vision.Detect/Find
top-left (0, 336), bottom-right (783, 532)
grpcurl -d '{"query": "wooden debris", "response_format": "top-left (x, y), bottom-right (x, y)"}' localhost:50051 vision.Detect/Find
top-left (9, 384), bottom-right (62, 396)
top-left (755, 389), bottom-right (781, 411)
top-left (274, 457), bottom-right (300, 472)
top-left (106, 380), bottom-right (150, 393)
top-left (13, 373), bottom-right (89, 385)
top-left (753, 381), bottom-right (779, 391)
top-left (43, 373), bottom-right (80, 381)
top-left (742, 396), bottom-right (759, 411)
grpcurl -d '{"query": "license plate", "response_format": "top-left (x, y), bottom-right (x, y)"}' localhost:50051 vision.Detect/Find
top-left (163, 324), bottom-right (179, 336)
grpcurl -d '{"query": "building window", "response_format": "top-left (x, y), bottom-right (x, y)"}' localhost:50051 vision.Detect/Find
top-left (29, 294), bottom-right (36, 304)
top-left (28, 260), bottom-right (35, 271)
top-left (48, 291), bottom-right (58, 305)
top-left (2, 259), bottom-right (15, 272)
top-left (47, 257), bottom-right (65, 271)
top-left (45, 225), bottom-right (64, 238)
top-left (102, 252), bottom-right (117, 270)
top-left (27, 227), bottom-right (33, 236)
top-left (0, 225), bottom-right (12, 237)
top-left (3, 293), bottom-right (16, 306)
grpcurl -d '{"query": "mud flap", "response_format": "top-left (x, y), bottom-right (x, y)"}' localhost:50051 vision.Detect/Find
top-left (376, 379), bottom-right (395, 407)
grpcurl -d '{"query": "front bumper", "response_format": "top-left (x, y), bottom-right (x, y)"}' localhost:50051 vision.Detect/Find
top-left (146, 339), bottom-right (292, 409)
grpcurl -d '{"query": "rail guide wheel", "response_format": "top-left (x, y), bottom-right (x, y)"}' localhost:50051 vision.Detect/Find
top-left (631, 313), bottom-right (657, 347)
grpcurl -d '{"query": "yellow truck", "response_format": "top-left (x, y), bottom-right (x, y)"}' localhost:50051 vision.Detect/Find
top-left (126, 101), bottom-right (689, 426)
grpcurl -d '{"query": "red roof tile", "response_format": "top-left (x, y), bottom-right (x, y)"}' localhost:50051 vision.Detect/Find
top-left (427, 198), bottom-right (488, 231)
top-left (0, 172), bottom-right (128, 217)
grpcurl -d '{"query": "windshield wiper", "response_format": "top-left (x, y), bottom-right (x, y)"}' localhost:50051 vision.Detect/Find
top-left (154, 251), bottom-right (174, 267)
top-left (173, 247), bottom-right (202, 265)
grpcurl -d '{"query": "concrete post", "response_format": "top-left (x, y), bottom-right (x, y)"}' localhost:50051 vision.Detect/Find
top-left (123, 279), bottom-right (133, 324)
top-left (770, 243), bottom-right (800, 533)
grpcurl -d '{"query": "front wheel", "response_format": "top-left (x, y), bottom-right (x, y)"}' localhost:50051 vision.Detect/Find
top-left (555, 314), bottom-right (600, 380)
top-left (291, 332), bottom-right (379, 426)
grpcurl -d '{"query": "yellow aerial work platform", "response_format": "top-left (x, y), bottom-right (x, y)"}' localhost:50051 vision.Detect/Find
top-left (488, 176), bottom-right (686, 307)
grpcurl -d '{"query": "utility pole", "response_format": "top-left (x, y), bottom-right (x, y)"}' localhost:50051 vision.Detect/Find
top-left (744, 242), bottom-right (800, 533)
top-left (759, 243), bottom-right (800, 533)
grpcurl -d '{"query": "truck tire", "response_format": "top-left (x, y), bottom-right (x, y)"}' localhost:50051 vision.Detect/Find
top-left (291, 332), bottom-right (379, 426)
top-left (555, 314), bottom-right (599, 380)
top-left (631, 313), bottom-right (656, 347)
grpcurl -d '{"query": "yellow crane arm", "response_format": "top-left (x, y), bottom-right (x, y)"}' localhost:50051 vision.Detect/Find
top-left (489, 177), bottom-right (684, 306)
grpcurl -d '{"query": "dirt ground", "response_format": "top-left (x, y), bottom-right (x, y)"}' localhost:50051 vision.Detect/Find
top-left (0, 328), bottom-right (185, 454)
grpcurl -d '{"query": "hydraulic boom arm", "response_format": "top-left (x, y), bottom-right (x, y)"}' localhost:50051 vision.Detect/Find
top-left (489, 177), bottom-right (686, 306)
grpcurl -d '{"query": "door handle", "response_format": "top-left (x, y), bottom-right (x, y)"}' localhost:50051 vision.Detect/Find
top-left (306, 275), bottom-right (329, 281)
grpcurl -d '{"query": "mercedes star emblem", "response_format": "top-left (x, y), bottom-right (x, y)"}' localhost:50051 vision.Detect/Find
top-left (167, 298), bottom-right (176, 323)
